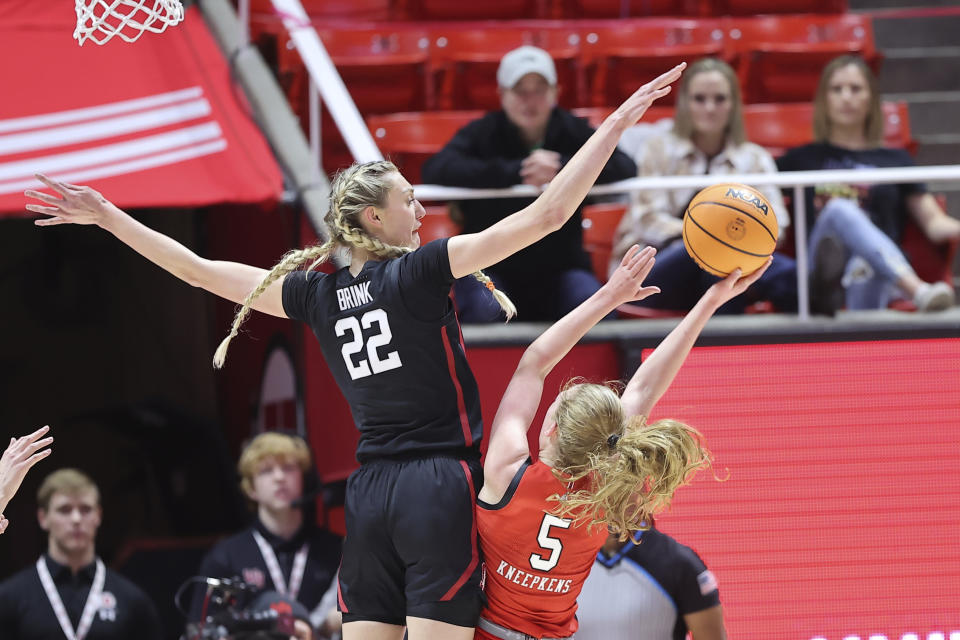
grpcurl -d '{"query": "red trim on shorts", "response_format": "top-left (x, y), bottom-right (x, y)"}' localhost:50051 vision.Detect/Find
top-left (441, 325), bottom-right (472, 447)
top-left (337, 568), bottom-right (348, 612)
top-left (441, 460), bottom-right (479, 601)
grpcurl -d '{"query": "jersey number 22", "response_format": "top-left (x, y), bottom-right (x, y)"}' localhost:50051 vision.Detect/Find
top-left (335, 309), bottom-right (402, 380)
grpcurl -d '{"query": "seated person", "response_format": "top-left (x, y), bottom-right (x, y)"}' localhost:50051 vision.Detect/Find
top-left (422, 45), bottom-right (637, 322)
top-left (576, 520), bottom-right (727, 640)
top-left (777, 54), bottom-right (959, 314)
top-left (190, 432), bottom-right (342, 639)
top-left (611, 57), bottom-right (797, 314)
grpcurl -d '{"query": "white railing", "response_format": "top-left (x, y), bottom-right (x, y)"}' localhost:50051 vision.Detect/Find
top-left (248, 0), bottom-right (958, 321)
top-left (413, 165), bottom-right (960, 321)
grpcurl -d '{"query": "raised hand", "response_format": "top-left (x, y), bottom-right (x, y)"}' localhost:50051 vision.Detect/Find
top-left (706, 258), bottom-right (773, 307)
top-left (613, 62), bottom-right (686, 126)
top-left (0, 425), bottom-right (54, 526)
top-left (603, 245), bottom-right (660, 306)
top-left (25, 174), bottom-right (114, 227)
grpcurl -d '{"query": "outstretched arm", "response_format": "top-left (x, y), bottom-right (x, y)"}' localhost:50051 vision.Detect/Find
top-left (0, 426), bottom-right (53, 525)
top-left (26, 176), bottom-right (287, 318)
top-left (621, 261), bottom-right (772, 421)
top-left (482, 247), bottom-right (660, 500)
top-left (446, 63), bottom-right (685, 279)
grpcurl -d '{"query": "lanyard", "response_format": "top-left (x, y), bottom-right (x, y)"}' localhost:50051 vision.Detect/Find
top-left (36, 557), bottom-right (105, 640)
top-left (252, 530), bottom-right (309, 600)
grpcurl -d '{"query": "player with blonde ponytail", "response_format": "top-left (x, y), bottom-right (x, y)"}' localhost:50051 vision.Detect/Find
top-left (27, 62), bottom-right (685, 640)
top-left (475, 249), bottom-right (772, 640)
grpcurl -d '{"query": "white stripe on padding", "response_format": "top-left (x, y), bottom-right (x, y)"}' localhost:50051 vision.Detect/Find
top-left (0, 122), bottom-right (223, 181)
top-left (0, 87), bottom-right (204, 134)
top-left (0, 99), bottom-right (212, 155)
top-left (0, 139), bottom-right (227, 195)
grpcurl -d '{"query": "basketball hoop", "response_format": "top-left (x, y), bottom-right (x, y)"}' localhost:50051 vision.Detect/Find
top-left (74, 0), bottom-right (184, 46)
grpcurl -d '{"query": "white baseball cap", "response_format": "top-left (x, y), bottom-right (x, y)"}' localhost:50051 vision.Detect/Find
top-left (496, 46), bottom-right (557, 89)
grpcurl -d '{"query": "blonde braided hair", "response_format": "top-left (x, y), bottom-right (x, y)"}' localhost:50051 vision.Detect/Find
top-left (213, 160), bottom-right (516, 368)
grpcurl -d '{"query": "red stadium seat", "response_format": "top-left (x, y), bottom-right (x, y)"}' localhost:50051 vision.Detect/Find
top-left (727, 15), bottom-right (881, 103)
top-left (743, 101), bottom-right (916, 157)
top-left (419, 205), bottom-right (463, 243)
top-left (430, 27), bottom-right (581, 110)
top-left (580, 19), bottom-right (726, 107)
top-left (249, 0), bottom-right (400, 20)
top-left (571, 105), bottom-right (675, 128)
top-left (367, 111), bottom-right (484, 183)
top-left (899, 196), bottom-right (958, 288)
top-left (561, 0), bottom-right (707, 18)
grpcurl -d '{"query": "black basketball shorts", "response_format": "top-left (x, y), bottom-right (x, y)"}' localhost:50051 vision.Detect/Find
top-left (338, 455), bottom-right (484, 627)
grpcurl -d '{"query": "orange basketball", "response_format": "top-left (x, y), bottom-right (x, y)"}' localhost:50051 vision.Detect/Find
top-left (682, 183), bottom-right (779, 277)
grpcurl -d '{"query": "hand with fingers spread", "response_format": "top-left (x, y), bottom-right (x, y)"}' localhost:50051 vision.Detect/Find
top-left (602, 245), bottom-right (661, 307)
top-left (613, 62), bottom-right (687, 126)
top-left (705, 258), bottom-right (774, 309)
top-left (25, 174), bottom-right (116, 228)
top-left (0, 425), bottom-right (54, 531)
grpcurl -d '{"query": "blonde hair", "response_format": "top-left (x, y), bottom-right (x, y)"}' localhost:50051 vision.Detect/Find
top-left (237, 432), bottom-right (312, 497)
top-left (37, 468), bottom-right (99, 511)
top-left (672, 57), bottom-right (746, 146)
top-left (812, 55), bottom-right (883, 147)
top-left (547, 382), bottom-right (711, 541)
top-left (213, 161), bottom-right (514, 368)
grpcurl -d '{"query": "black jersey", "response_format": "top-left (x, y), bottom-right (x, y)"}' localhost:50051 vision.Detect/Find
top-left (282, 238), bottom-right (483, 462)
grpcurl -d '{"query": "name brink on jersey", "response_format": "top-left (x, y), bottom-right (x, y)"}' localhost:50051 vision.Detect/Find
top-left (337, 282), bottom-right (373, 311)
top-left (495, 560), bottom-right (572, 594)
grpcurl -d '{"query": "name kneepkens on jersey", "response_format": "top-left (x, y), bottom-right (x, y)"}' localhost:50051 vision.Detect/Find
top-left (337, 281), bottom-right (374, 311)
top-left (494, 560), bottom-right (573, 594)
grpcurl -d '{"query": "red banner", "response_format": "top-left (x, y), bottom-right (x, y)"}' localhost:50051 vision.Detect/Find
top-left (648, 338), bottom-right (960, 640)
top-left (0, 6), bottom-right (282, 214)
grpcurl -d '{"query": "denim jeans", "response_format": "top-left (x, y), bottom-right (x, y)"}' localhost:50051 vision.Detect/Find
top-left (808, 198), bottom-right (913, 309)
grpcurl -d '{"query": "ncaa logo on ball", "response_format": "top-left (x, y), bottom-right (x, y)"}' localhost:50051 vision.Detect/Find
top-left (724, 187), bottom-right (769, 215)
top-left (726, 217), bottom-right (747, 241)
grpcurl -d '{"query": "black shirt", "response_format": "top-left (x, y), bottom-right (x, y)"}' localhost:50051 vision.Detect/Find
top-left (0, 554), bottom-right (162, 640)
top-left (776, 142), bottom-right (926, 244)
top-left (189, 519), bottom-right (341, 623)
top-left (282, 238), bottom-right (482, 462)
top-left (421, 107), bottom-right (637, 275)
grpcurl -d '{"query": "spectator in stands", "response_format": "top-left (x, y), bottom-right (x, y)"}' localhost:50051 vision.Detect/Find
top-left (422, 45), bottom-right (637, 322)
top-left (0, 425), bottom-right (53, 534)
top-left (190, 432), bottom-right (342, 639)
top-left (778, 54), bottom-right (959, 314)
top-left (576, 520), bottom-right (726, 640)
top-left (611, 57), bottom-right (797, 314)
top-left (0, 468), bottom-right (163, 640)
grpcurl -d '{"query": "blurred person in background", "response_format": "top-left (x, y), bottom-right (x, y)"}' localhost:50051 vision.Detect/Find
top-left (611, 57), bottom-right (797, 314)
top-left (576, 519), bottom-right (726, 640)
top-left (422, 46), bottom-right (637, 322)
top-left (0, 468), bottom-right (162, 640)
top-left (778, 54), bottom-right (960, 315)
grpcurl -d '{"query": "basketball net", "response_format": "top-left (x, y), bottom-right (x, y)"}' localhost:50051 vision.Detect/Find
top-left (74, 0), bottom-right (184, 46)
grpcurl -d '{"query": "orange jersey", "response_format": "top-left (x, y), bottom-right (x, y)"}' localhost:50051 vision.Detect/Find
top-left (476, 459), bottom-right (607, 639)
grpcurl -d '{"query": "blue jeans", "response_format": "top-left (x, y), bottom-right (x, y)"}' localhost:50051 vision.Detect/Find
top-left (454, 268), bottom-right (608, 323)
top-left (629, 240), bottom-right (798, 314)
top-left (809, 198), bottom-right (913, 310)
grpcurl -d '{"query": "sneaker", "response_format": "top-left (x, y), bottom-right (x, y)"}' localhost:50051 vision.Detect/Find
top-left (913, 281), bottom-right (956, 312)
top-left (809, 235), bottom-right (847, 317)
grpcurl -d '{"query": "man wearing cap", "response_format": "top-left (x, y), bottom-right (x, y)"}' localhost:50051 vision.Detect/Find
top-left (422, 45), bottom-right (636, 323)
top-left (0, 468), bottom-right (163, 640)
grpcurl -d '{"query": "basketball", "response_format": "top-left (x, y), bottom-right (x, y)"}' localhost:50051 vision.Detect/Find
top-left (682, 183), bottom-right (779, 277)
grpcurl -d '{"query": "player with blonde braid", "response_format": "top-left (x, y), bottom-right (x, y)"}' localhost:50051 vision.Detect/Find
top-left (475, 250), bottom-right (772, 640)
top-left (27, 62), bottom-right (685, 640)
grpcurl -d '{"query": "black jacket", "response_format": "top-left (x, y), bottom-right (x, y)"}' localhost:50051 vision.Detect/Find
top-left (421, 108), bottom-right (636, 275)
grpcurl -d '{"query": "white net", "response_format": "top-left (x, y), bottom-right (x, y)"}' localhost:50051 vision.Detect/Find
top-left (74, 0), bottom-right (184, 46)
